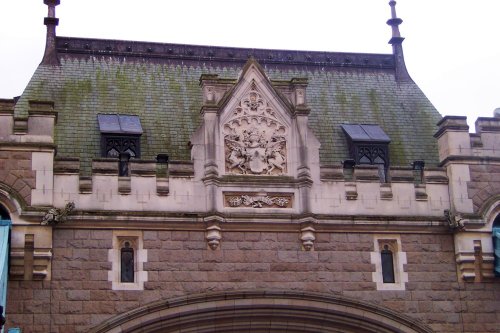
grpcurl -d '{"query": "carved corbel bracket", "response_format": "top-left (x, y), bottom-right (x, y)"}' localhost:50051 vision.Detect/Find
top-left (206, 225), bottom-right (222, 250)
top-left (345, 182), bottom-right (358, 200)
top-left (300, 226), bottom-right (316, 251)
top-left (380, 183), bottom-right (393, 200)
top-left (414, 184), bottom-right (428, 201)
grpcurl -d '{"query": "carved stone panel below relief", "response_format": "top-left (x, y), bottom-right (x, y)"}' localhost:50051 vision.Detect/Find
top-left (224, 87), bottom-right (288, 175)
top-left (224, 192), bottom-right (293, 208)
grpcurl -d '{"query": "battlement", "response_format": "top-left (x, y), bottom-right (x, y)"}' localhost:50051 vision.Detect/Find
top-left (435, 115), bottom-right (500, 163)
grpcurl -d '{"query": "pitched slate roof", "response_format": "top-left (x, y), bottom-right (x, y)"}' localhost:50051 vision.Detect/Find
top-left (14, 36), bottom-right (442, 174)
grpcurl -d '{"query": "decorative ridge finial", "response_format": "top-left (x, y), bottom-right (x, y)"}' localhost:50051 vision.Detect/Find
top-left (386, 1), bottom-right (411, 83)
top-left (41, 0), bottom-right (61, 66)
top-left (387, 0), bottom-right (404, 45)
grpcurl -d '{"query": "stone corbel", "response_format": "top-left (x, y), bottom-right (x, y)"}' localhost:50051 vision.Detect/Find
top-left (79, 176), bottom-right (92, 193)
top-left (300, 226), bottom-right (316, 251)
top-left (380, 183), bottom-right (393, 200)
top-left (206, 225), bottom-right (222, 250)
top-left (118, 177), bottom-right (131, 194)
top-left (345, 182), bottom-right (358, 200)
top-left (414, 184), bottom-right (428, 201)
top-left (13, 117), bottom-right (28, 134)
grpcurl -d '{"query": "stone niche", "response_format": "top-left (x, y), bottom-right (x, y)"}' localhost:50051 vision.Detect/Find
top-left (223, 83), bottom-right (288, 176)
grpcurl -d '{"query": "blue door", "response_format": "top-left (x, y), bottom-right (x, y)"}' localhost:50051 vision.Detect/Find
top-left (0, 219), bottom-right (11, 333)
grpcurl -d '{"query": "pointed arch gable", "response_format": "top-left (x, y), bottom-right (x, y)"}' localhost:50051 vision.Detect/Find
top-left (216, 59), bottom-right (307, 177)
top-left (218, 59), bottom-right (295, 126)
top-left (88, 290), bottom-right (435, 333)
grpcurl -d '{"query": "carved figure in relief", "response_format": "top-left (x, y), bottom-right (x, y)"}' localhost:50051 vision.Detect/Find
top-left (227, 194), bottom-right (290, 208)
top-left (224, 87), bottom-right (287, 175)
top-left (227, 145), bottom-right (247, 173)
top-left (41, 202), bottom-right (75, 225)
top-left (266, 135), bottom-right (286, 174)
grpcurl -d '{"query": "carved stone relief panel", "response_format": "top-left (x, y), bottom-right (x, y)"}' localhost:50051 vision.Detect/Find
top-left (224, 192), bottom-right (293, 208)
top-left (223, 83), bottom-right (288, 175)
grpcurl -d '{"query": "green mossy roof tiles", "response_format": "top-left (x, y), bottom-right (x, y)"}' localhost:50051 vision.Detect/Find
top-left (15, 38), bottom-right (442, 174)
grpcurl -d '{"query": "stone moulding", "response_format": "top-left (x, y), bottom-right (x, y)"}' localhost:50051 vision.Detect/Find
top-left (87, 290), bottom-right (435, 333)
top-left (224, 192), bottom-right (293, 208)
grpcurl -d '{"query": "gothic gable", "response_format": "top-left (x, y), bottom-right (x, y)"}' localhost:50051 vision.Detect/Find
top-left (223, 82), bottom-right (288, 175)
top-left (192, 58), bottom-right (319, 184)
top-left (218, 60), bottom-right (294, 176)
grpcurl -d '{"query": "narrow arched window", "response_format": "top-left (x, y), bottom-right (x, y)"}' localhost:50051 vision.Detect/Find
top-left (120, 241), bottom-right (134, 283)
top-left (381, 245), bottom-right (395, 283)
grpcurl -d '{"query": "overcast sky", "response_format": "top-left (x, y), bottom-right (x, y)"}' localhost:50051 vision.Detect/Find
top-left (1, 1), bottom-right (499, 131)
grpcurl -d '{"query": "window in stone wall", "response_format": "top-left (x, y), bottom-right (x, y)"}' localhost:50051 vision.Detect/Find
top-left (381, 244), bottom-right (395, 283)
top-left (493, 215), bottom-right (500, 277)
top-left (108, 231), bottom-right (147, 290)
top-left (120, 240), bottom-right (135, 283)
top-left (370, 235), bottom-right (408, 290)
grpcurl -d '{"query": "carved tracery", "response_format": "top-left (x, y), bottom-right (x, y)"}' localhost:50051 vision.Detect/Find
top-left (223, 84), bottom-right (288, 175)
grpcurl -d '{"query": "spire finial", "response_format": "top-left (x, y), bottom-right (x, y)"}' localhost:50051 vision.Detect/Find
top-left (386, 1), bottom-right (411, 82)
top-left (41, 0), bottom-right (60, 66)
top-left (387, 0), bottom-right (404, 45)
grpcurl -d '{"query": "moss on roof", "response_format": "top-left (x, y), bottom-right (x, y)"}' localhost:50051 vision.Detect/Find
top-left (15, 47), bottom-right (441, 175)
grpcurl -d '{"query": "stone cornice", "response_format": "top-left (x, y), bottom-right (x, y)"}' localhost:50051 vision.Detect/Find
top-left (0, 142), bottom-right (56, 151)
top-left (48, 211), bottom-right (449, 233)
top-left (439, 155), bottom-right (500, 167)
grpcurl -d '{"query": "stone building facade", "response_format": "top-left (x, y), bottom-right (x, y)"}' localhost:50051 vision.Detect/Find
top-left (0, 1), bottom-right (499, 332)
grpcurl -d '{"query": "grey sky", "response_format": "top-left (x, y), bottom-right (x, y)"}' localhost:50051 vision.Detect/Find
top-left (1, 0), bottom-right (499, 131)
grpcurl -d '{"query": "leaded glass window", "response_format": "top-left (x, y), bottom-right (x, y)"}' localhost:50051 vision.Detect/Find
top-left (381, 245), bottom-right (395, 283)
top-left (120, 241), bottom-right (134, 283)
top-left (97, 114), bottom-right (143, 158)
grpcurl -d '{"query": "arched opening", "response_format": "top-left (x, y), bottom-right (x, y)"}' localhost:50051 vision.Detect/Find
top-left (0, 203), bottom-right (12, 327)
top-left (0, 205), bottom-right (9, 220)
top-left (493, 214), bottom-right (500, 276)
top-left (89, 291), bottom-right (434, 333)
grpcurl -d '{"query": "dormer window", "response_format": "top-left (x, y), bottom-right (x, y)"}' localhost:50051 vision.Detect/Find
top-left (341, 124), bottom-right (390, 182)
top-left (97, 114), bottom-right (143, 158)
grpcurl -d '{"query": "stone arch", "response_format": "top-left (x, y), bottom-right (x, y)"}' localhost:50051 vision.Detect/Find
top-left (477, 194), bottom-right (500, 230)
top-left (0, 182), bottom-right (26, 219)
top-left (88, 290), bottom-right (434, 333)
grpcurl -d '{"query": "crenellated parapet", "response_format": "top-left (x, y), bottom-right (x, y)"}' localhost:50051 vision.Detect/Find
top-left (0, 99), bottom-right (57, 144)
top-left (435, 112), bottom-right (500, 281)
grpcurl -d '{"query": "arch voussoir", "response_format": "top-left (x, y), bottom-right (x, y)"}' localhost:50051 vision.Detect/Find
top-left (89, 290), bottom-right (434, 333)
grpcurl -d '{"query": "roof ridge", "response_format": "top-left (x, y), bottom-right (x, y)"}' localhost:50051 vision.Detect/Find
top-left (55, 36), bottom-right (395, 69)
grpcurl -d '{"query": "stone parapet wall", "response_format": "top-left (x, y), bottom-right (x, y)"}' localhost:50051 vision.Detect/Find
top-left (5, 228), bottom-right (499, 333)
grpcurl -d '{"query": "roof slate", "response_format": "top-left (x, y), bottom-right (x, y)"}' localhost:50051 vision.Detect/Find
top-left (14, 37), bottom-right (442, 174)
